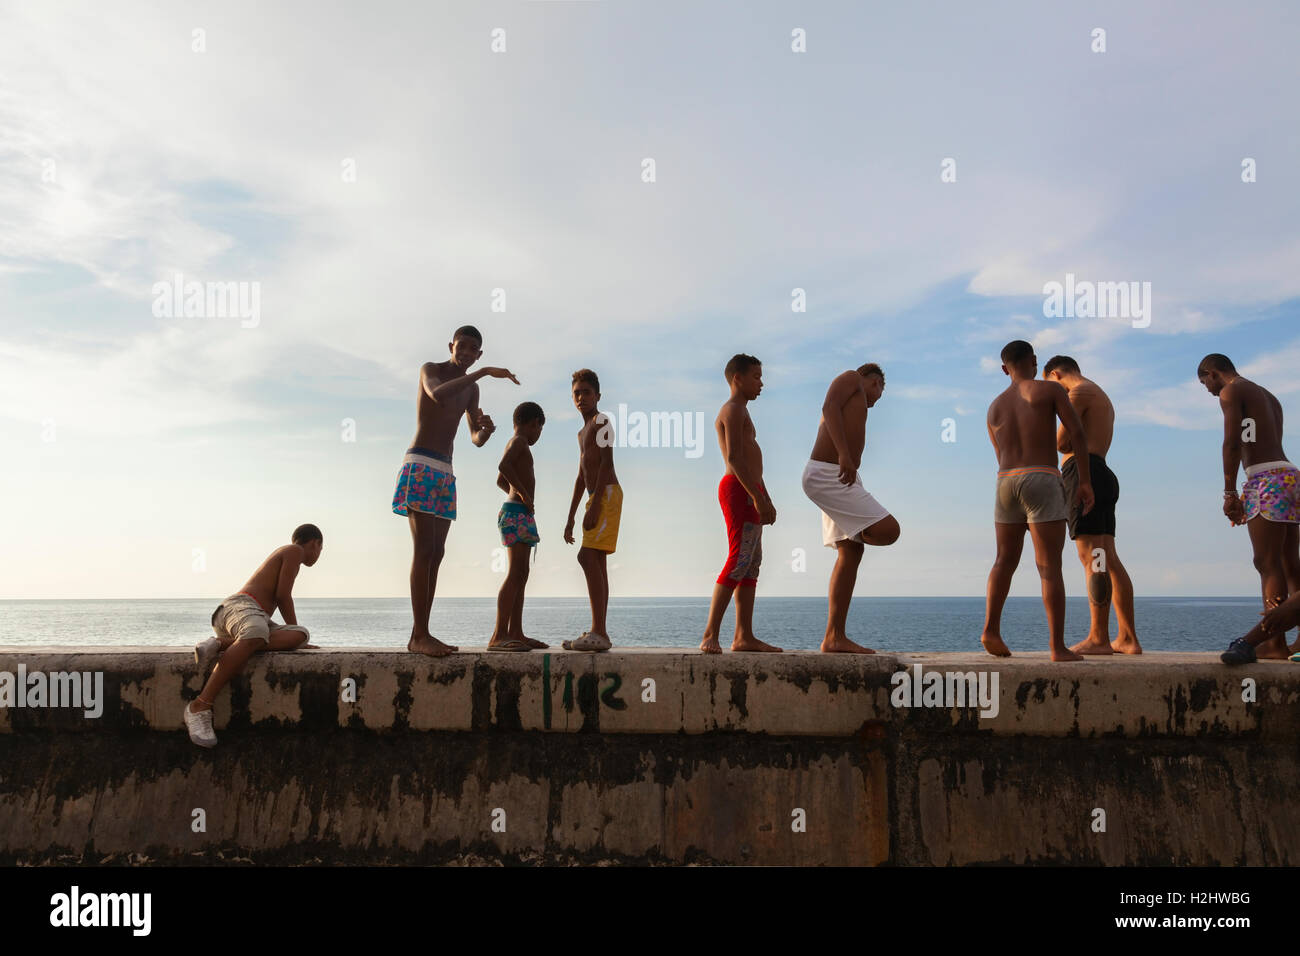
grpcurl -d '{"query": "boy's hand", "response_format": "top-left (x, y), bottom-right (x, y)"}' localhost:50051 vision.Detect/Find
top-left (1260, 597), bottom-right (1298, 634)
top-left (476, 411), bottom-right (496, 436)
top-left (757, 496), bottom-right (777, 525)
top-left (837, 453), bottom-right (858, 485)
top-left (482, 367), bottom-right (520, 384)
top-left (582, 507), bottom-right (599, 532)
top-left (564, 519), bottom-right (576, 544)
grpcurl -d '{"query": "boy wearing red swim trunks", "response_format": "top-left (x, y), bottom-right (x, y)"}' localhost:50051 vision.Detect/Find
top-left (699, 354), bottom-right (782, 654)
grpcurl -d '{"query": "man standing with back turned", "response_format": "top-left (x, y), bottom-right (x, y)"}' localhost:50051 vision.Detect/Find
top-left (1043, 355), bottom-right (1141, 654)
top-left (982, 341), bottom-right (1094, 662)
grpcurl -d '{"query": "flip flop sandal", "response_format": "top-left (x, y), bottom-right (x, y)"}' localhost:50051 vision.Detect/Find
top-left (488, 640), bottom-right (533, 652)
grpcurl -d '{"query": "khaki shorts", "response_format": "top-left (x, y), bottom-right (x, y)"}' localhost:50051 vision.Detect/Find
top-left (211, 593), bottom-right (310, 645)
top-left (994, 468), bottom-right (1068, 524)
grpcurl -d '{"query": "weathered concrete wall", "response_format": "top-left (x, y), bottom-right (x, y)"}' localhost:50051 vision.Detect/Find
top-left (0, 647), bottom-right (1295, 865)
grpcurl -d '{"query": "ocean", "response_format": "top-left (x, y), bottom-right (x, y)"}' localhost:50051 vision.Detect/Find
top-left (0, 596), bottom-right (1276, 653)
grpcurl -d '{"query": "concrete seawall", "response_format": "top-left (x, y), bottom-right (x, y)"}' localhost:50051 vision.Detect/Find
top-left (0, 647), bottom-right (1296, 865)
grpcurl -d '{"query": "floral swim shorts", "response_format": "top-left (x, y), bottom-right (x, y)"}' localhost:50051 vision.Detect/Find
top-left (498, 501), bottom-right (540, 548)
top-left (1242, 461), bottom-right (1300, 523)
top-left (392, 446), bottom-right (456, 519)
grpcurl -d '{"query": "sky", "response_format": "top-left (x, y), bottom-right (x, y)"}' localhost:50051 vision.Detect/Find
top-left (2, 0), bottom-right (1299, 600)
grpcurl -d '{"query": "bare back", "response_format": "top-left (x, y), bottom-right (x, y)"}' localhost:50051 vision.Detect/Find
top-left (1058, 378), bottom-right (1115, 463)
top-left (499, 436), bottom-right (536, 504)
top-left (239, 544), bottom-right (303, 616)
top-left (810, 371), bottom-right (867, 464)
top-left (716, 399), bottom-right (762, 479)
top-left (988, 379), bottom-right (1069, 471)
top-left (1224, 378), bottom-right (1287, 467)
top-left (412, 360), bottom-right (479, 456)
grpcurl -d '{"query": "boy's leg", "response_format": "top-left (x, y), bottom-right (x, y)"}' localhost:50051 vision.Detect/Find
top-left (732, 584), bottom-right (782, 652)
top-left (1283, 523), bottom-right (1300, 651)
top-left (700, 583), bottom-right (734, 654)
top-left (506, 544), bottom-right (532, 640)
top-left (981, 522), bottom-right (1025, 656)
top-left (1103, 539), bottom-right (1141, 653)
top-left (823, 540), bottom-right (872, 653)
top-left (489, 545), bottom-right (530, 648)
top-left (577, 547), bottom-right (609, 638)
top-left (1247, 516), bottom-right (1291, 658)
top-left (1070, 534), bottom-right (1113, 654)
top-left (408, 512), bottom-right (456, 656)
top-left (190, 636), bottom-right (265, 712)
top-left (1027, 519), bottom-right (1080, 661)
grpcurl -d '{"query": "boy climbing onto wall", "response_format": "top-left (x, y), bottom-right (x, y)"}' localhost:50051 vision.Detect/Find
top-left (183, 524), bottom-right (323, 747)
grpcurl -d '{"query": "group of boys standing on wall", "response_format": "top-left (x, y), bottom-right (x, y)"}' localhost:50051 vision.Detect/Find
top-left (179, 328), bottom-right (1298, 748)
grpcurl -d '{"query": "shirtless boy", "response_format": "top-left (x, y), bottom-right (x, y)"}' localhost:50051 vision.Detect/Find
top-left (183, 524), bottom-right (322, 747)
top-left (1199, 354), bottom-right (1300, 663)
top-left (1043, 356), bottom-right (1141, 654)
top-left (392, 326), bottom-right (518, 657)
top-left (800, 363), bottom-right (900, 653)
top-left (562, 369), bottom-right (623, 652)
top-left (982, 341), bottom-right (1094, 662)
top-left (700, 354), bottom-right (781, 654)
top-left (488, 402), bottom-right (545, 652)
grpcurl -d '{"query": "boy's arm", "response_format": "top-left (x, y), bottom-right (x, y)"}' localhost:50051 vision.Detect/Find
top-left (1052, 384), bottom-right (1093, 514)
top-left (465, 383), bottom-right (496, 447)
top-left (721, 405), bottom-right (771, 518)
top-left (273, 548), bottom-right (304, 626)
top-left (423, 364), bottom-right (519, 406)
top-left (565, 466), bottom-right (585, 543)
top-left (821, 372), bottom-right (861, 484)
top-left (1220, 385), bottom-right (1243, 495)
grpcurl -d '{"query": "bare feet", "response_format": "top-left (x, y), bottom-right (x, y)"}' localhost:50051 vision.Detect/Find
top-left (980, 632), bottom-right (1011, 657)
top-left (821, 634), bottom-right (876, 654)
top-left (1110, 633), bottom-right (1142, 654)
top-left (732, 634), bottom-right (782, 652)
top-left (1051, 646), bottom-right (1086, 662)
top-left (1069, 635), bottom-right (1114, 655)
top-left (1257, 634), bottom-right (1291, 659)
top-left (408, 633), bottom-right (457, 657)
top-left (699, 633), bottom-right (722, 654)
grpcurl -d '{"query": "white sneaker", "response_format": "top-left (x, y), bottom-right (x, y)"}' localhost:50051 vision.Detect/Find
top-left (194, 637), bottom-right (221, 671)
top-left (183, 703), bottom-right (217, 748)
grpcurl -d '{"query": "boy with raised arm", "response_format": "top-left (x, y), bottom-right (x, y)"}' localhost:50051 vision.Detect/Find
top-left (1199, 353), bottom-right (1300, 662)
top-left (1043, 356), bottom-right (1141, 655)
top-left (700, 354), bottom-right (781, 654)
top-left (183, 524), bottom-right (323, 748)
top-left (393, 325), bottom-right (519, 657)
top-left (982, 341), bottom-right (1094, 662)
top-left (801, 363), bottom-right (900, 654)
top-left (489, 402), bottom-right (545, 652)
top-left (563, 369), bottom-right (623, 652)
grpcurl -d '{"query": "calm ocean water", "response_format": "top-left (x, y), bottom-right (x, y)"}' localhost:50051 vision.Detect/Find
top-left (0, 596), bottom-right (1277, 652)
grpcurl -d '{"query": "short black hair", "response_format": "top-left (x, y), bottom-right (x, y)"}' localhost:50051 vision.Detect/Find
top-left (1043, 355), bottom-right (1080, 377)
top-left (1198, 353), bottom-right (1236, 376)
top-left (452, 325), bottom-right (482, 345)
top-left (1000, 340), bottom-right (1034, 365)
top-left (292, 523), bottom-right (323, 545)
top-left (725, 354), bottom-right (761, 382)
top-left (857, 363), bottom-right (884, 381)
top-left (513, 401), bottom-right (545, 427)
top-left (572, 369), bottom-right (600, 394)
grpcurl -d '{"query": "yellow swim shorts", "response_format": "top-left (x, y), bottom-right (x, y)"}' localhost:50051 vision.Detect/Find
top-left (581, 484), bottom-right (623, 553)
